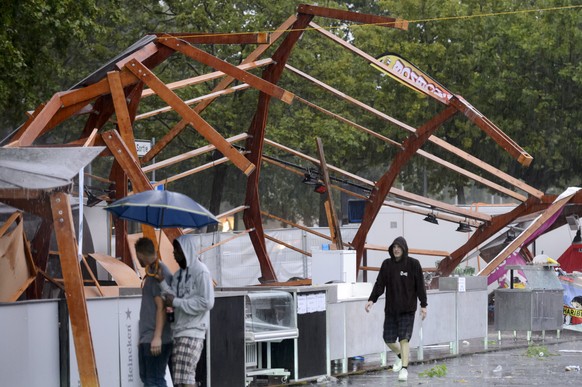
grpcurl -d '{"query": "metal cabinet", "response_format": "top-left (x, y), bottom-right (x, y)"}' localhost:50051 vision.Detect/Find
top-left (494, 265), bottom-right (564, 333)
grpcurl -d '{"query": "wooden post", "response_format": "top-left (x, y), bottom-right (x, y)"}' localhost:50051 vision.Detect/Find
top-left (50, 192), bottom-right (99, 386)
top-left (315, 137), bottom-right (343, 250)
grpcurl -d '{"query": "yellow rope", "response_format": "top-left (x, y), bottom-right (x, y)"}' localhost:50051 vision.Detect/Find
top-left (167, 4), bottom-right (582, 40)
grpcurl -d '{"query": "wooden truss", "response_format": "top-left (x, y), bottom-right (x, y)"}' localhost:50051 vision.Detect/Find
top-left (4, 4), bottom-right (569, 289)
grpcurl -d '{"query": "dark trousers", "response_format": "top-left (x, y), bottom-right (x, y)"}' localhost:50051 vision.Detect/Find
top-left (139, 342), bottom-right (173, 387)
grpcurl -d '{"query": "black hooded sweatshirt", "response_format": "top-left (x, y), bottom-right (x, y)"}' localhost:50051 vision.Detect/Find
top-left (368, 236), bottom-right (428, 314)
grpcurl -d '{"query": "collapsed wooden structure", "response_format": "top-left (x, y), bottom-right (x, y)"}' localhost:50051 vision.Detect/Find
top-left (2, 4), bottom-right (582, 385)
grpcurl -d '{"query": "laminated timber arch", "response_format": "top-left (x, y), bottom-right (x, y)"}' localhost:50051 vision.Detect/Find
top-left (3, 3), bottom-right (555, 290)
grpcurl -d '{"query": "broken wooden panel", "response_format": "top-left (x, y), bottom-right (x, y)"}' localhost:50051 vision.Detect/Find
top-left (88, 253), bottom-right (142, 287)
top-left (0, 213), bottom-right (36, 302)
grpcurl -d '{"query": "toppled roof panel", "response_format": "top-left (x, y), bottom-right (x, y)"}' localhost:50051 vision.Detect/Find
top-left (0, 147), bottom-right (104, 191)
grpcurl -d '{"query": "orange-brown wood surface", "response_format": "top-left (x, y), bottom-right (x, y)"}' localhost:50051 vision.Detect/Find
top-left (51, 192), bottom-right (99, 386)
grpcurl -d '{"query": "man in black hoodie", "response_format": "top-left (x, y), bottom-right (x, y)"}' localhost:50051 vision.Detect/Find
top-left (365, 236), bottom-right (427, 381)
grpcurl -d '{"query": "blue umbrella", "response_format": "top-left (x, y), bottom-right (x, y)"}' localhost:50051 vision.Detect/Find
top-left (104, 189), bottom-right (218, 229)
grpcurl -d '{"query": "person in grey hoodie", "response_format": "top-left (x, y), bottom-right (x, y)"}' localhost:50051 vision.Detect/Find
top-left (365, 236), bottom-right (427, 382)
top-left (157, 235), bottom-right (214, 387)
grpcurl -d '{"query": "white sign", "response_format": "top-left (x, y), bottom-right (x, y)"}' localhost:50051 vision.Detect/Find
top-left (135, 140), bottom-right (152, 157)
top-left (458, 277), bottom-right (466, 292)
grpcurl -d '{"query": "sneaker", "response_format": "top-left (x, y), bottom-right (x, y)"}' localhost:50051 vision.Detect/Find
top-left (398, 368), bottom-right (408, 381)
top-left (392, 357), bottom-right (402, 372)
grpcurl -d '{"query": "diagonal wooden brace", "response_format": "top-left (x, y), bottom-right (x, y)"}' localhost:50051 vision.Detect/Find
top-left (125, 59), bottom-right (255, 175)
top-left (157, 37), bottom-right (294, 105)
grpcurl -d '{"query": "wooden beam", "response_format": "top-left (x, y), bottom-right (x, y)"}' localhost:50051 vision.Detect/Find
top-left (109, 161), bottom-right (131, 267)
top-left (102, 130), bottom-right (183, 244)
top-left (141, 120), bottom-right (188, 164)
top-left (243, 13), bottom-right (314, 284)
top-left (142, 133), bottom-right (248, 173)
top-left (196, 228), bottom-right (254, 252)
top-left (81, 254), bottom-right (104, 297)
top-left (478, 193), bottom-right (574, 276)
top-left (438, 195), bottom-right (548, 276)
top-left (216, 205), bottom-right (249, 220)
top-left (140, 58), bottom-right (273, 99)
top-left (79, 95), bottom-right (115, 138)
top-left (158, 37), bottom-right (294, 105)
top-left (140, 16), bottom-right (297, 163)
top-left (296, 96), bottom-right (400, 146)
top-left (107, 71), bottom-right (138, 159)
top-left (261, 210), bottom-right (352, 248)
top-left (265, 234), bottom-right (312, 257)
top-left (14, 94), bottom-right (63, 146)
top-left (287, 42), bottom-right (543, 199)
top-left (155, 32), bottom-right (270, 45)
top-left (28, 218), bottom-right (53, 298)
top-left (316, 137), bottom-right (343, 249)
top-left (417, 149), bottom-right (526, 202)
top-left (365, 243), bottom-right (450, 257)
top-left (449, 96), bottom-right (533, 167)
top-left (264, 138), bottom-right (491, 222)
top-left (125, 59), bottom-right (255, 176)
top-left (263, 155), bottom-right (481, 226)
top-left (297, 4), bottom-right (408, 30)
top-left (59, 69), bottom-right (139, 108)
top-left (6, 104), bottom-right (45, 145)
top-left (136, 83), bottom-right (250, 120)
top-left (352, 106), bottom-right (459, 273)
top-left (115, 42), bottom-right (160, 70)
top-left (152, 156), bottom-right (230, 187)
top-left (295, 96), bottom-right (527, 202)
top-left (50, 192), bottom-right (99, 386)
top-left (31, 101), bottom-right (94, 141)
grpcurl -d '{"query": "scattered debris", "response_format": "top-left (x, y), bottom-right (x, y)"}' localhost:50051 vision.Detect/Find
top-left (492, 365), bottom-right (503, 373)
top-left (316, 375), bottom-right (338, 384)
top-left (525, 344), bottom-right (552, 358)
top-left (419, 364), bottom-right (447, 377)
top-left (565, 365), bottom-right (580, 372)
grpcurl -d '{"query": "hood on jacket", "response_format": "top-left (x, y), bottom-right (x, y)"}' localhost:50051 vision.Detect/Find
top-left (175, 234), bottom-right (200, 267)
top-left (388, 236), bottom-right (409, 260)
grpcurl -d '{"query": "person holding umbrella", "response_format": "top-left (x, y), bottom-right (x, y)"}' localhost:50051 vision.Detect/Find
top-left (135, 237), bottom-right (173, 387)
top-left (157, 235), bottom-right (215, 387)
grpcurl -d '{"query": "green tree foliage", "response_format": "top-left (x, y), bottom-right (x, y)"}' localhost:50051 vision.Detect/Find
top-left (0, 0), bottom-right (106, 139)
top-left (1, 0), bottom-right (581, 224)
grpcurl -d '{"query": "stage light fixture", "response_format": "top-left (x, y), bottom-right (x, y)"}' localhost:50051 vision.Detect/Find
top-left (456, 221), bottom-right (471, 233)
top-left (423, 213), bottom-right (438, 225)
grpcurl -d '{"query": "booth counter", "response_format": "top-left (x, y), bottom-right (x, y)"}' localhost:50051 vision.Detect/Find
top-left (494, 265), bottom-right (564, 340)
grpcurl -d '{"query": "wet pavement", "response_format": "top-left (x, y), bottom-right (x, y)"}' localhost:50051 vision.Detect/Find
top-left (287, 327), bottom-right (582, 386)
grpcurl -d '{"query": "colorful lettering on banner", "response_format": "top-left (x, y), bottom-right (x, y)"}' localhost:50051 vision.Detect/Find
top-left (372, 53), bottom-right (453, 105)
top-left (564, 306), bottom-right (582, 318)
